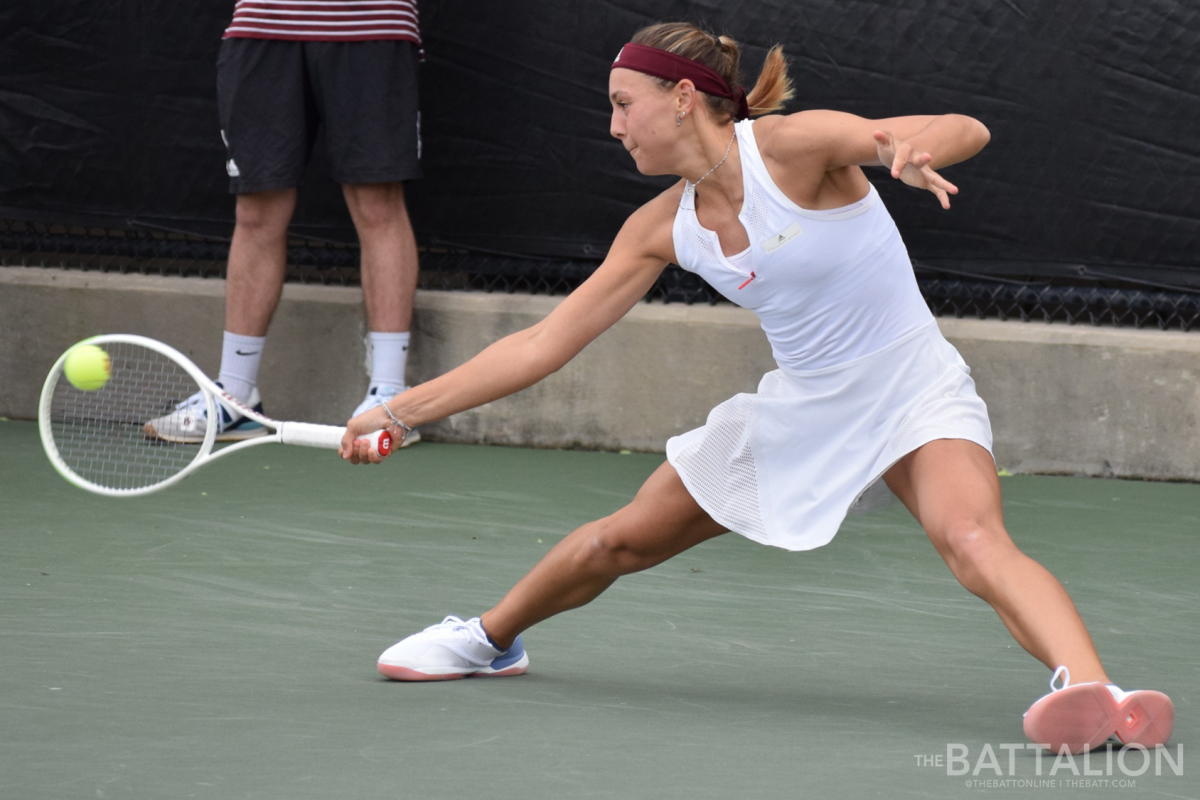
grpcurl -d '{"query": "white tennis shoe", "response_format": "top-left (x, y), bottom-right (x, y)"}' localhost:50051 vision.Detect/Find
top-left (353, 384), bottom-right (420, 447)
top-left (377, 616), bottom-right (529, 681)
top-left (143, 384), bottom-right (267, 443)
top-left (1023, 666), bottom-right (1174, 754)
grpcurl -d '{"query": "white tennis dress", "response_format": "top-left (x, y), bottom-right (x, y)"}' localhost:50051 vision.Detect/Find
top-left (665, 119), bottom-right (993, 551)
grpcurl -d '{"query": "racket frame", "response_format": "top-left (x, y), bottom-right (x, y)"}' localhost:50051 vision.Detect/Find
top-left (39, 334), bottom-right (389, 497)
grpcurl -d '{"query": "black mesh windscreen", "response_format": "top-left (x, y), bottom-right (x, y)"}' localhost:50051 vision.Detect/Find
top-left (1, 1), bottom-right (1197, 288)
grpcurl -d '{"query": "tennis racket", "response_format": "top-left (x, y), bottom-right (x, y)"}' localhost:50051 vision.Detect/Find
top-left (39, 334), bottom-right (391, 497)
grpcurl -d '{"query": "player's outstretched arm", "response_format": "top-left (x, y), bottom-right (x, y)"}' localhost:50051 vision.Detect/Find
top-left (770, 110), bottom-right (991, 209)
top-left (340, 194), bottom-right (677, 462)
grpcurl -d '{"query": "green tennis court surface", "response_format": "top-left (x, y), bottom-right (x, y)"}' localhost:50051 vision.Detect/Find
top-left (1, 419), bottom-right (1194, 799)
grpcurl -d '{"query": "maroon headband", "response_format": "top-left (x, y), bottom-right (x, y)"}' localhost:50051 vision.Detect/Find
top-left (612, 42), bottom-right (750, 121)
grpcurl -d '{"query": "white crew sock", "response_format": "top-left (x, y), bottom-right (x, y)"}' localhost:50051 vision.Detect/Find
top-left (218, 331), bottom-right (266, 402)
top-left (367, 331), bottom-right (410, 391)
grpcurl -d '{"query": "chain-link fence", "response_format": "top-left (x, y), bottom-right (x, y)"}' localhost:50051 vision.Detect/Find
top-left (0, 218), bottom-right (733, 305)
top-left (5, 218), bottom-right (1200, 330)
top-left (917, 277), bottom-right (1200, 330)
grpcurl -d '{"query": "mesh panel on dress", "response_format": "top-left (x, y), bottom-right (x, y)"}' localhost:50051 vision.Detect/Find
top-left (847, 477), bottom-right (895, 515)
top-left (672, 389), bottom-right (767, 541)
top-left (743, 179), bottom-right (773, 243)
top-left (681, 217), bottom-right (720, 267)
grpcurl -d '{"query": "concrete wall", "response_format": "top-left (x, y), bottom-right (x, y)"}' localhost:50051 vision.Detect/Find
top-left (4, 266), bottom-right (1200, 480)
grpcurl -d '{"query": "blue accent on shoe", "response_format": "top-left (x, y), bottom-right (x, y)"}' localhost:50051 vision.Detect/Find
top-left (489, 635), bottom-right (525, 670)
top-left (224, 414), bottom-right (266, 433)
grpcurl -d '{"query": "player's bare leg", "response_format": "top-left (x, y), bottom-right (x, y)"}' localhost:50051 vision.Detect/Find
top-left (884, 439), bottom-right (1109, 682)
top-left (225, 188), bottom-right (297, 337)
top-left (886, 439), bottom-right (1176, 752)
top-left (342, 181), bottom-right (419, 333)
top-left (376, 463), bottom-right (726, 679)
top-left (480, 461), bottom-right (728, 649)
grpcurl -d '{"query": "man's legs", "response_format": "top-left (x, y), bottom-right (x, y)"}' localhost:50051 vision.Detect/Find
top-left (342, 181), bottom-right (418, 334)
top-left (142, 188), bottom-right (297, 442)
top-left (216, 36), bottom-right (310, 402)
top-left (216, 189), bottom-right (298, 405)
top-left (225, 189), bottom-right (298, 337)
top-left (343, 181), bottom-right (421, 424)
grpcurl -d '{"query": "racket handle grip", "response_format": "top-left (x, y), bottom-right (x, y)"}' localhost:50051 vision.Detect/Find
top-left (279, 422), bottom-right (393, 456)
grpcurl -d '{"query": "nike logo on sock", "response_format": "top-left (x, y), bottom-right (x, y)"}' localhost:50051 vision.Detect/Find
top-left (235, 350), bottom-right (260, 356)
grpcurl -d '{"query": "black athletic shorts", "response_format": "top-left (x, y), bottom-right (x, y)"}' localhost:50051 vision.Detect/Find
top-left (216, 38), bottom-right (422, 193)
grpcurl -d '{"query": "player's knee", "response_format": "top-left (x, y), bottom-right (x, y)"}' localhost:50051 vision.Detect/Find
top-left (939, 522), bottom-right (1009, 597)
top-left (576, 516), bottom-right (650, 577)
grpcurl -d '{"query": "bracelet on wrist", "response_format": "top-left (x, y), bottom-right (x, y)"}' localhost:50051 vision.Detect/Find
top-left (380, 402), bottom-right (414, 444)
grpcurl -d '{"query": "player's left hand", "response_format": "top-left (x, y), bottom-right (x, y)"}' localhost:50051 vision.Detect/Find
top-left (340, 407), bottom-right (391, 465)
top-left (873, 130), bottom-right (959, 209)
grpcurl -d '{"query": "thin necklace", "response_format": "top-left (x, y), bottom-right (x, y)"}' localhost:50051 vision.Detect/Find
top-left (692, 128), bottom-right (737, 188)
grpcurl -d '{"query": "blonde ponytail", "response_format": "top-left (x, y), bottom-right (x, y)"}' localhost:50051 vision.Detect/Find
top-left (746, 45), bottom-right (793, 116)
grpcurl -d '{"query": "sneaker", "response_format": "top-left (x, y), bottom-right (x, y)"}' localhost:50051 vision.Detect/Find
top-left (377, 616), bottom-right (529, 681)
top-left (353, 384), bottom-right (420, 447)
top-left (143, 383), bottom-right (268, 443)
top-left (1023, 666), bottom-right (1174, 754)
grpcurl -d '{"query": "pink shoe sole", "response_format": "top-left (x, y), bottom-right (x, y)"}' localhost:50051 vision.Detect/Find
top-left (1114, 690), bottom-right (1175, 748)
top-left (1024, 683), bottom-right (1175, 754)
top-left (376, 663), bottom-right (529, 681)
top-left (377, 663), bottom-right (467, 681)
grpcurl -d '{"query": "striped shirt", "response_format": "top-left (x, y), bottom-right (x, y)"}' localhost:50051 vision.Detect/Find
top-left (223, 0), bottom-right (420, 44)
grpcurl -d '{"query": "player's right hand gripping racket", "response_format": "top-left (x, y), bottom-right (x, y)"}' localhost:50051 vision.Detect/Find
top-left (39, 334), bottom-right (390, 497)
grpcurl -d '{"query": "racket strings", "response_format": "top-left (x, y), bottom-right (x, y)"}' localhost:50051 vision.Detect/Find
top-left (49, 342), bottom-right (203, 491)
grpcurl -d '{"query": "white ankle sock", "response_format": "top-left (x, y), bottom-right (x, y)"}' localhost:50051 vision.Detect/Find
top-left (218, 331), bottom-right (266, 402)
top-left (367, 331), bottom-right (410, 391)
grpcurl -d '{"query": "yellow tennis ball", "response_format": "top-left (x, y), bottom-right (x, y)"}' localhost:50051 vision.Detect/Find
top-left (64, 344), bottom-right (111, 391)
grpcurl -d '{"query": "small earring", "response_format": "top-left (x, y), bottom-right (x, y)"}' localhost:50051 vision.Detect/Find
top-left (676, 112), bottom-right (685, 127)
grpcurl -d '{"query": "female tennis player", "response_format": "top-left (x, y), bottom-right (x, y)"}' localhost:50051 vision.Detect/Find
top-left (340, 22), bottom-right (1173, 753)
